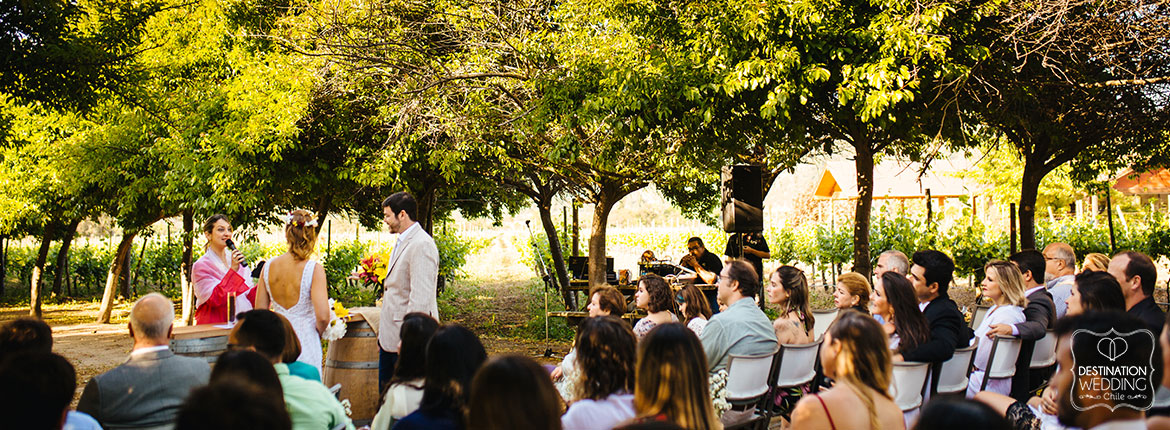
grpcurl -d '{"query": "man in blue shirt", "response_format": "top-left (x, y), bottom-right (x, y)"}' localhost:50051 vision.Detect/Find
top-left (699, 260), bottom-right (778, 373)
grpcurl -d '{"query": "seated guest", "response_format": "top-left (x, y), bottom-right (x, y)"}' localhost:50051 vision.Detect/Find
top-left (373, 313), bottom-right (440, 430)
top-left (622, 323), bottom-right (720, 429)
top-left (468, 355), bottom-right (563, 430)
top-left (0, 317), bottom-right (101, 430)
top-left (1081, 253), bottom-right (1109, 273)
top-left (896, 250), bottom-right (972, 363)
top-left (1042, 243), bottom-right (1077, 318)
top-left (633, 274), bottom-right (679, 341)
top-left (231, 309), bottom-right (354, 430)
top-left (1066, 270), bottom-right (1127, 316)
top-left (1109, 251), bottom-right (1165, 337)
top-left (872, 272), bottom-right (931, 354)
top-left (78, 293), bottom-right (211, 429)
top-left (640, 250), bottom-right (656, 264)
top-left (176, 380), bottom-right (291, 430)
top-left (277, 313), bottom-right (320, 382)
top-left (700, 260), bottom-right (779, 373)
top-left (768, 265), bottom-right (815, 344)
top-left (875, 249), bottom-right (910, 276)
top-left (561, 316), bottom-right (638, 430)
top-left (913, 396), bottom-right (1011, 430)
top-left (553, 286), bottom-right (627, 401)
top-left (0, 316), bottom-right (53, 361)
top-left (987, 250), bottom-right (1055, 400)
top-left (676, 284), bottom-right (713, 336)
top-left (0, 352), bottom-right (78, 430)
top-left (978, 312), bottom-right (1149, 430)
top-left (395, 324), bottom-right (487, 430)
top-left (1149, 312), bottom-right (1170, 427)
top-left (790, 310), bottom-right (903, 429)
top-left (968, 260), bottom-right (1028, 397)
top-left (680, 237), bottom-right (722, 310)
top-left (211, 349), bottom-right (284, 398)
top-left (834, 272), bottom-right (871, 315)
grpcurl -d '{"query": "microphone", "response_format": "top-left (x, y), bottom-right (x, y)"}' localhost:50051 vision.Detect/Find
top-left (224, 239), bottom-right (248, 267)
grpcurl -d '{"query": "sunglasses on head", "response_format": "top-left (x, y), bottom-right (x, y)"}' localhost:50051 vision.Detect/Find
top-left (676, 294), bottom-right (686, 304)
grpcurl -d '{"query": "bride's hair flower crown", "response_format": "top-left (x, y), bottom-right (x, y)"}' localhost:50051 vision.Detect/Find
top-left (285, 211), bottom-right (319, 228)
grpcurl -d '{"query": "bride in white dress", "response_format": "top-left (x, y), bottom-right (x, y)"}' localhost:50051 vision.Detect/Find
top-left (256, 209), bottom-right (331, 372)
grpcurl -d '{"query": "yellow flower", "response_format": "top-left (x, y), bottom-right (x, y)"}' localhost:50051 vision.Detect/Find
top-left (333, 301), bottom-right (349, 318)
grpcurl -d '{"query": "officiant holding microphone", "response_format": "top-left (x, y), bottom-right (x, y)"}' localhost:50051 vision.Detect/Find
top-left (192, 214), bottom-right (255, 325)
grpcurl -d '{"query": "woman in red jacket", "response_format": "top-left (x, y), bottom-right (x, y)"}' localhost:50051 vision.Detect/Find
top-left (192, 214), bottom-right (254, 324)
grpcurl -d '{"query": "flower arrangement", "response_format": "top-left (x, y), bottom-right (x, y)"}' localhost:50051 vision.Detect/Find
top-left (322, 299), bottom-right (349, 341)
top-left (709, 368), bottom-right (730, 417)
top-left (356, 253), bottom-right (390, 286)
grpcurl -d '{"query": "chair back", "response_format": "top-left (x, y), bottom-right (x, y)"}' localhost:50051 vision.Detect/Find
top-left (934, 343), bottom-right (977, 395)
top-left (1029, 330), bottom-right (1057, 369)
top-left (987, 336), bottom-right (1023, 379)
top-left (773, 340), bottom-right (823, 388)
top-left (889, 362), bottom-right (930, 411)
top-left (726, 350), bottom-right (778, 402)
top-left (811, 309), bottom-right (838, 340)
top-left (970, 304), bottom-right (991, 329)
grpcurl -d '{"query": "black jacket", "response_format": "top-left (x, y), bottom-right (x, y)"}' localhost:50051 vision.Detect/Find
top-left (902, 296), bottom-right (973, 363)
top-left (1129, 296), bottom-right (1165, 339)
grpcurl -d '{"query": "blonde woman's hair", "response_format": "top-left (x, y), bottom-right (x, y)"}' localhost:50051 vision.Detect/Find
top-left (837, 272), bottom-right (871, 310)
top-left (1082, 253), bottom-right (1110, 273)
top-left (285, 210), bottom-right (318, 260)
top-left (633, 323), bottom-right (720, 430)
top-left (985, 260), bottom-right (1028, 307)
top-left (825, 310), bottom-right (894, 430)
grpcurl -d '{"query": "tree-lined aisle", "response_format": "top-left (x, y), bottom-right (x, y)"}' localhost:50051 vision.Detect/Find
top-left (1, 0), bottom-right (1168, 319)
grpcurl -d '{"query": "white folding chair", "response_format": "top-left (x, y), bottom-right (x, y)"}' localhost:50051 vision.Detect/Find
top-left (890, 362), bottom-right (930, 412)
top-left (970, 304), bottom-right (991, 329)
top-left (981, 336), bottom-right (1023, 391)
top-left (725, 350), bottom-right (779, 430)
top-left (1029, 330), bottom-right (1057, 369)
top-left (767, 339), bottom-right (823, 421)
top-left (811, 309), bottom-right (838, 341)
top-left (933, 343), bottom-right (977, 395)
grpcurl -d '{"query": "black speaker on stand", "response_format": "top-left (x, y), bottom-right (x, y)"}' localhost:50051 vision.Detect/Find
top-left (721, 165), bottom-right (764, 233)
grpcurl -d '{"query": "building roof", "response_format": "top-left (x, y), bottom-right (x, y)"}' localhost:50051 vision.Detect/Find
top-left (1113, 168), bottom-right (1170, 195)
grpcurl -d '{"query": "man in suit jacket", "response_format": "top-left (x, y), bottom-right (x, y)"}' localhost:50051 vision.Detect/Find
top-left (378, 192), bottom-right (440, 392)
top-left (897, 250), bottom-right (973, 363)
top-left (989, 250), bottom-right (1057, 400)
top-left (77, 293), bottom-right (210, 430)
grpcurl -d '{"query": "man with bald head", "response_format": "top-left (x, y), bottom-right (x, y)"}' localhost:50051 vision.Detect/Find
top-left (1043, 243), bottom-right (1077, 318)
top-left (78, 293), bottom-right (210, 430)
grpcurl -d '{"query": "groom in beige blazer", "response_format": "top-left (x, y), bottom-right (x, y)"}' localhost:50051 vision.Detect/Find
top-left (378, 192), bottom-right (440, 392)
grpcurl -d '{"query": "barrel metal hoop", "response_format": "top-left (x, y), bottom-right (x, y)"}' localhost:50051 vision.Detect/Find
top-left (341, 330), bottom-right (376, 338)
top-left (325, 359), bottom-right (379, 369)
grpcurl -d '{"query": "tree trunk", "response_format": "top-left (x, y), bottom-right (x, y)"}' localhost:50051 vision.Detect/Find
top-left (181, 211), bottom-right (195, 325)
top-left (29, 228), bottom-right (55, 317)
top-left (537, 200), bottom-right (572, 306)
top-left (51, 219), bottom-right (81, 298)
top-left (0, 235), bottom-right (7, 298)
top-left (132, 234), bottom-right (149, 292)
top-left (97, 231), bottom-right (138, 323)
top-left (589, 183), bottom-right (632, 290)
top-left (1019, 165), bottom-right (1045, 251)
top-left (119, 242), bottom-right (133, 298)
top-left (416, 185), bottom-right (438, 235)
top-left (314, 194), bottom-right (331, 228)
top-left (850, 144), bottom-right (876, 278)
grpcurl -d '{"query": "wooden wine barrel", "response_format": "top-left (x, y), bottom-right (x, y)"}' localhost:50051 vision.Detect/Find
top-left (323, 315), bottom-right (380, 425)
top-left (171, 324), bottom-right (231, 364)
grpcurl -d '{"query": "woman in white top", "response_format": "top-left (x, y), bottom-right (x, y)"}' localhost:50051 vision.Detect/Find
top-left (676, 284), bottom-right (712, 336)
top-left (968, 260), bottom-right (1028, 397)
top-left (255, 210), bottom-right (330, 372)
top-left (561, 316), bottom-right (638, 430)
top-left (632, 274), bottom-right (678, 341)
top-left (371, 313), bottom-right (439, 430)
